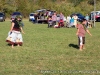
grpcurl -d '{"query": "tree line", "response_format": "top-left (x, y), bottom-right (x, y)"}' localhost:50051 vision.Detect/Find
top-left (0, 0), bottom-right (100, 18)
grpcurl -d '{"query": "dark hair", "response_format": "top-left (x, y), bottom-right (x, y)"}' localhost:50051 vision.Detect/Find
top-left (78, 18), bottom-right (86, 23)
top-left (82, 19), bottom-right (86, 22)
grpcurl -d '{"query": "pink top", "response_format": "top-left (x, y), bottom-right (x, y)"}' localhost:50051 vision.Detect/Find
top-left (52, 15), bottom-right (57, 21)
top-left (77, 24), bottom-right (86, 37)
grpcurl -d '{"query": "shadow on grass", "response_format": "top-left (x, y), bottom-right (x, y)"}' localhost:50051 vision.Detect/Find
top-left (69, 43), bottom-right (79, 49)
top-left (6, 43), bottom-right (22, 46)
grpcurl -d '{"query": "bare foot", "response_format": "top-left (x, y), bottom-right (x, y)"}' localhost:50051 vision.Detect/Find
top-left (12, 45), bottom-right (14, 48)
top-left (17, 44), bottom-right (20, 47)
top-left (79, 49), bottom-right (83, 51)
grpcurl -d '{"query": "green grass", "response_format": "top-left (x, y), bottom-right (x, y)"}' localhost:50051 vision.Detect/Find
top-left (0, 20), bottom-right (100, 75)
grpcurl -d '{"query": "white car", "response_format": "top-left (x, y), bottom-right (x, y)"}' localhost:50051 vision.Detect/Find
top-left (29, 13), bottom-right (36, 21)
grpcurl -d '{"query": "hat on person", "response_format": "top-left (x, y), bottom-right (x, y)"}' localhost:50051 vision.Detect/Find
top-left (78, 18), bottom-right (86, 22)
top-left (16, 15), bottom-right (22, 19)
top-left (82, 18), bottom-right (86, 21)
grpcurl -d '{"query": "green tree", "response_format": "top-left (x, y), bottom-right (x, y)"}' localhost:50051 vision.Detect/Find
top-left (68, 0), bottom-right (85, 6)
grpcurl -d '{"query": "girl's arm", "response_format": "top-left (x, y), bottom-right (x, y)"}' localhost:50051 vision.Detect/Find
top-left (76, 29), bottom-right (79, 35)
top-left (20, 27), bottom-right (25, 34)
top-left (10, 22), bottom-right (14, 32)
top-left (86, 29), bottom-right (92, 36)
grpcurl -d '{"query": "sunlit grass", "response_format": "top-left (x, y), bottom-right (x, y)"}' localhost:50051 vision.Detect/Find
top-left (0, 20), bottom-right (100, 75)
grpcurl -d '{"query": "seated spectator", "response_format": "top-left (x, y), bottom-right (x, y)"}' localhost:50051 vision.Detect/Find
top-left (66, 15), bottom-right (71, 27)
top-left (68, 17), bottom-right (75, 28)
top-left (54, 19), bottom-right (64, 28)
top-left (58, 18), bottom-right (64, 27)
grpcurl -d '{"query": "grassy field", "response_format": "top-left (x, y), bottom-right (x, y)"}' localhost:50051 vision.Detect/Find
top-left (0, 19), bottom-right (100, 75)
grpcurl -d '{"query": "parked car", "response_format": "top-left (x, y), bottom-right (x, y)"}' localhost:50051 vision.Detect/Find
top-left (11, 12), bottom-right (22, 21)
top-left (0, 12), bottom-right (5, 22)
top-left (90, 11), bottom-right (100, 22)
top-left (29, 13), bottom-right (36, 21)
top-left (36, 9), bottom-right (48, 23)
top-left (71, 13), bottom-right (85, 21)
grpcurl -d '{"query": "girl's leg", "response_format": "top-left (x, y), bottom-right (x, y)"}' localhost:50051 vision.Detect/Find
top-left (78, 36), bottom-right (83, 51)
top-left (79, 45), bottom-right (83, 51)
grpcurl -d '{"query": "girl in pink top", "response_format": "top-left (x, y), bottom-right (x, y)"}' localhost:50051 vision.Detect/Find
top-left (76, 19), bottom-right (92, 51)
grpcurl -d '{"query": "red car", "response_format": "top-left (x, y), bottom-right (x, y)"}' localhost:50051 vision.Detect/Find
top-left (90, 11), bottom-right (100, 22)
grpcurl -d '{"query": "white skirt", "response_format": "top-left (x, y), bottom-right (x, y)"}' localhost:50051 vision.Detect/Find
top-left (6, 30), bottom-right (23, 45)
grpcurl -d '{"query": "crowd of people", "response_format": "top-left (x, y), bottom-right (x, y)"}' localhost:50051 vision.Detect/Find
top-left (47, 12), bottom-right (65, 28)
top-left (66, 14), bottom-right (93, 28)
top-left (47, 13), bottom-right (91, 28)
top-left (66, 14), bottom-right (78, 28)
top-left (31, 9), bottom-right (92, 29)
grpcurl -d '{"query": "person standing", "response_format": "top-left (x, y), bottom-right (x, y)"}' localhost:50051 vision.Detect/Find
top-left (73, 14), bottom-right (78, 27)
top-left (85, 14), bottom-right (90, 28)
top-left (66, 15), bottom-right (71, 27)
top-left (60, 12), bottom-right (64, 21)
top-left (85, 14), bottom-right (89, 21)
top-left (6, 15), bottom-right (25, 48)
top-left (69, 17), bottom-right (74, 27)
top-left (76, 19), bottom-right (92, 51)
top-left (52, 12), bottom-right (57, 26)
top-left (34, 13), bottom-right (38, 23)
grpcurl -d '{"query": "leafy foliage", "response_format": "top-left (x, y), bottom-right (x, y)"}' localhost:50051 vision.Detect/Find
top-left (67, 0), bottom-right (84, 6)
top-left (0, 0), bottom-right (100, 17)
top-left (88, 0), bottom-right (99, 5)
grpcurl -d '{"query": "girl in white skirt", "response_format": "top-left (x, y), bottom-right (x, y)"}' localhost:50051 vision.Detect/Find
top-left (6, 15), bottom-right (25, 48)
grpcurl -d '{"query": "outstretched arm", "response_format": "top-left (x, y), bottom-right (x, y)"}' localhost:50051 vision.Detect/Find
top-left (86, 29), bottom-right (92, 36)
